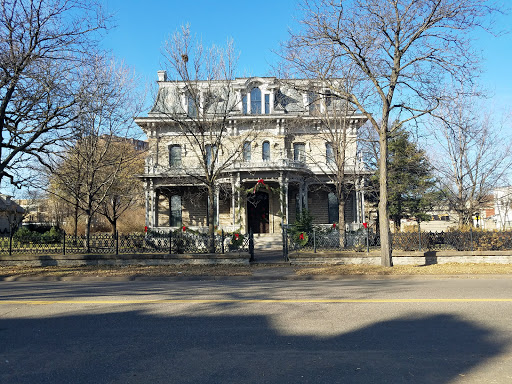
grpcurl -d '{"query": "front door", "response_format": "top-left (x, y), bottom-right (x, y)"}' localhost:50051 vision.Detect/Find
top-left (247, 191), bottom-right (269, 234)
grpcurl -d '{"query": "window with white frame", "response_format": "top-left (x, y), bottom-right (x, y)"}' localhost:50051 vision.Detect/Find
top-left (250, 87), bottom-right (261, 114)
top-left (187, 94), bottom-right (197, 117)
top-left (170, 195), bottom-right (182, 227)
top-left (169, 145), bottom-right (182, 167)
top-left (262, 141), bottom-right (270, 161)
top-left (326, 142), bottom-right (334, 165)
top-left (243, 141), bottom-right (251, 161)
top-left (294, 143), bottom-right (306, 162)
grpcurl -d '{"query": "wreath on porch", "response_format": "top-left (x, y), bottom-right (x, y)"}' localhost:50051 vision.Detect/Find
top-left (295, 232), bottom-right (309, 247)
top-left (230, 232), bottom-right (245, 248)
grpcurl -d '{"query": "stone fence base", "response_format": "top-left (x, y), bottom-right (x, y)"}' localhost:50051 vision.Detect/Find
top-left (0, 252), bottom-right (250, 267)
top-left (288, 250), bottom-right (512, 265)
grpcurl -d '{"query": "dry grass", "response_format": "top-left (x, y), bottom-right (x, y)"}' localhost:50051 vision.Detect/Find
top-left (1, 263), bottom-right (512, 279)
top-left (294, 263), bottom-right (512, 276)
top-left (0, 265), bottom-right (252, 279)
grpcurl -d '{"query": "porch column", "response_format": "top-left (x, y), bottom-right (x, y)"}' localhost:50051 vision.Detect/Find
top-left (360, 177), bottom-right (366, 224)
top-left (303, 181), bottom-right (309, 211)
top-left (280, 173), bottom-right (289, 226)
top-left (145, 180), bottom-right (150, 228)
top-left (298, 179), bottom-right (304, 213)
top-left (216, 185), bottom-right (220, 227)
top-left (150, 180), bottom-right (156, 228)
top-left (237, 172), bottom-right (242, 229)
top-left (231, 175), bottom-right (236, 227)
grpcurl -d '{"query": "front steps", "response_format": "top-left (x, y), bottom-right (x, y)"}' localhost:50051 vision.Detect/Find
top-left (253, 233), bottom-right (283, 251)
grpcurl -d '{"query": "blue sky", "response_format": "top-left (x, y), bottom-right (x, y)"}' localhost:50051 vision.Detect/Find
top-left (102, 0), bottom-right (511, 118)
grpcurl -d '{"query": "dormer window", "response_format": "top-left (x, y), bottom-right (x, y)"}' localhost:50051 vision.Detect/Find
top-left (264, 94), bottom-right (270, 114)
top-left (250, 87), bottom-right (261, 114)
top-left (308, 91), bottom-right (321, 116)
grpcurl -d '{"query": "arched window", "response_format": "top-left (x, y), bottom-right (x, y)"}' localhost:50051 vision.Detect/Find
top-left (169, 145), bottom-right (182, 167)
top-left (250, 87), bottom-right (261, 114)
top-left (243, 141), bottom-right (251, 161)
top-left (262, 141), bottom-right (270, 161)
top-left (170, 195), bottom-right (182, 227)
top-left (328, 192), bottom-right (339, 224)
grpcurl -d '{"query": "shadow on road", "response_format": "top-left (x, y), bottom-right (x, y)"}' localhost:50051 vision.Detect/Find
top-left (0, 310), bottom-right (506, 383)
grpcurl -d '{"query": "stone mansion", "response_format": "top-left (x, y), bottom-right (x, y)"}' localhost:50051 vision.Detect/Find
top-left (135, 72), bottom-right (368, 235)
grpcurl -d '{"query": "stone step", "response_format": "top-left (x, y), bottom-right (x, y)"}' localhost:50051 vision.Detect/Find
top-left (253, 233), bottom-right (283, 250)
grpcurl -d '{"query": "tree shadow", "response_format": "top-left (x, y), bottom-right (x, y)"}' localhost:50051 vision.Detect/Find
top-left (0, 310), bottom-right (506, 383)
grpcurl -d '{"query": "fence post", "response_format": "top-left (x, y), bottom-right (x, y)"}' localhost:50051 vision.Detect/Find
top-left (221, 229), bottom-right (225, 254)
top-left (249, 228), bottom-right (254, 262)
top-left (63, 231), bottom-right (66, 255)
top-left (283, 226), bottom-right (288, 262)
top-left (9, 228), bottom-right (12, 257)
top-left (313, 228), bottom-right (316, 253)
top-left (366, 226), bottom-right (370, 253)
top-left (418, 222), bottom-right (422, 252)
top-left (169, 230), bottom-right (172, 254)
top-left (115, 231), bottom-right (119, 256)
top-left (470, 226), bottom-right (474, 252)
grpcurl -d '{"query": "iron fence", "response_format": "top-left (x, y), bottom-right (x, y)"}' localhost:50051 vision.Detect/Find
top-left (0, 230), bottom-right (252, 256)
top-left (286, 228), bottom-right (512, 253)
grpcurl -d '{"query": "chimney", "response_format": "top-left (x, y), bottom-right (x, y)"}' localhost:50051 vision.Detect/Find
top-left (157, 70), bottom-right (167, 82)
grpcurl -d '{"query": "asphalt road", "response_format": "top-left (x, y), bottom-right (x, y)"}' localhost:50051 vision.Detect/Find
top-left (1, 278), bottom-right (512, 383)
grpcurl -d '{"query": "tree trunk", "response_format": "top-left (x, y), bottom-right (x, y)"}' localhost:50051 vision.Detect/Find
top-left (207, 186), bottom-right (216, 253)
top-left (338, 200), bottom-right (346, 248)
top-left (85, 211), bottom-right (92, 253)
top-left (74, 202), bottom-right (79, 239)
top-left (379, 131), bottom-right (393, 267)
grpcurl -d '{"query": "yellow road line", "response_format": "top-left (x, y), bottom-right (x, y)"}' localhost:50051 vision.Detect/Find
top-left (1, 298), bottom-right (512, 305)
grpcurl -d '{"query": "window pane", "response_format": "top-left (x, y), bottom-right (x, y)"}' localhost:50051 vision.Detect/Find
top-left (170, 195), bottom-right (182, 227)
top-left (264, 94), bottom-right (270, 114)
top-left (308, 91), bottom-right (320, 116)
top-left (328, 192), bottom-right (339, 224)
top-left (243, 141), bottom-right (251, 161)
top-left (262, 141), bottom-right (270, 161)
top-left (206, 144), bottom-right (217, 166)
top-left (294, 143), bottom-right (306, 162)
top-left (169, 145), bottom-right (181, 167)
top-left (250, 87), bottom-right (261, 114)
top-left (187, 94), bottom-right (197, 117)
top-left (326, 142), bottom-right (334, 165)
top-left (242, 94), bottom-right (247, 114)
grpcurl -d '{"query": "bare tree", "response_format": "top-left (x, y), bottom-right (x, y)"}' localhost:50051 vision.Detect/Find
top-left (281, 0), bottom-right (501, 266)
top-left (98, 143), bottom-right (145, 234)
top-left (429, 93), bottom-right (512, 227)
top-left (46, 57), bottom-right (143, 249)
top-left (155, 26), bottom-right (259, 252)
top-left (0, 0), bottom-right (108, 188)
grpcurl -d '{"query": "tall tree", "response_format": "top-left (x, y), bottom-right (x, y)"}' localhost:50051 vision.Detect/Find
top-left (46, 57), bottom-right (143, 249)
top-left (156, 25), bottom-right (258, 252)
top-left (98, 142), bottom-right (145, 234)
top-left (0, 0), bottom-right (108, 187)
top-left (368, 127), bottom-right (438, 231)
top-left (281, 0), bottom-right (501, 266)
top-left (429, 93), bottom-right (512, 227)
